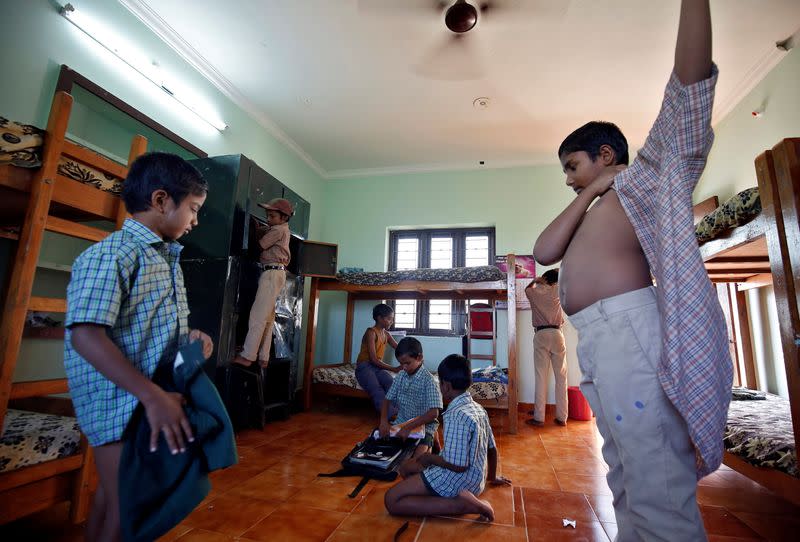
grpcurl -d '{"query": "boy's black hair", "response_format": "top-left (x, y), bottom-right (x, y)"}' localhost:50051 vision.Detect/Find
top-left (558, 121), bottom-right (629, 166)
top-left (372, 303), bottom-right (394, 321)
top-left (122, 152), bottom-right (208, 213)
top-left (395, 337), bottom-right (422, 358)
top-left (542, 269), bottom-right (559, 285)
top-left (437, 354), bottom-right (472, 391)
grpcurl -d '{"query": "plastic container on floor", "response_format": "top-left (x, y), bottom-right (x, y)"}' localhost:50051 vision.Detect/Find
top-left (568, 386), bottom-right (593, 421)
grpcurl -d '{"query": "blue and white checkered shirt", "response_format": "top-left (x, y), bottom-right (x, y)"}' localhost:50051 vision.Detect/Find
top-left (64, 218), bottom-right (189, 446)
top-left (386, 366), bottom-right (443, 437)
top-left (422, 392), bottom-right (496, 498)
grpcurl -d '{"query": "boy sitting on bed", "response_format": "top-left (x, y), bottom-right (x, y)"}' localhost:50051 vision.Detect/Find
top-left (384, 354), bottom-right (511, 522)
top-left (355, 303), bottom-right (400, 415)
top-left (64, 153), bottom-right (214, 542)
top-left (379, 337), bottom-right (442, 459)
top-left (533, 0), bottom-right (731, 539)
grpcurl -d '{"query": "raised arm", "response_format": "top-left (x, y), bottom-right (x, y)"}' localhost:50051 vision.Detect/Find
top-left (674, 0), bottom-right (712, 85)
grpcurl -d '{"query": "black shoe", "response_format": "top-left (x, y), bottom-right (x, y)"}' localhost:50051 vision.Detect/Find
top-left (554, 418), bottom-right (567, 426)
top-left (525, 418), bottom-right (544, 427)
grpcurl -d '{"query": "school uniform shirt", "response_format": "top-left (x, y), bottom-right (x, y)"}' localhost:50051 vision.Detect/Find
top-left (64, 218), bottom-right (189, 447)
top-left (386, 366), bottom-right (443, 437)
top-left (525, 282), bottom-right (565, 327)
top-left (258, 221), bottom-right (291, 265)
top-left (613, 64), bottom-right (733, 477)
top-left (422, 392), bottom-right (496, 498)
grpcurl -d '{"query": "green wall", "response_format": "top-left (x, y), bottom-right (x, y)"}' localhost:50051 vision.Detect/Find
top-left (0, 0), bottom-right (325, 382)
top-left (316, 47), bottom-right (800, 402)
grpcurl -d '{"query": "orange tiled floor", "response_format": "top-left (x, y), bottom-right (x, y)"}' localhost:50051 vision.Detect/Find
top-left (1, 399), bottom-right (798, 541)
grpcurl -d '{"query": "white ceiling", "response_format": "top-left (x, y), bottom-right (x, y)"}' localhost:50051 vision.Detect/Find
top-left (121, 0), bottom-right (800, 179)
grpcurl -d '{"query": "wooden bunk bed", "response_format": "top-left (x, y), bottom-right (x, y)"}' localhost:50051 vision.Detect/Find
top-left (0, 91), bottom-right (146, 523)
top-left (302, 255), bottom-right (520, 434)
top-left (698, 137), bottom-right (800, 506)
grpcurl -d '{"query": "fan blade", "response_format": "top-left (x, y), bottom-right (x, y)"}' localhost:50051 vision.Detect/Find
top-left (413, 33), bottom-right (485, 81)
top-left (481, 0), bottom-right (569, 21)
top-left (357, 0), bottom-right (447, 16)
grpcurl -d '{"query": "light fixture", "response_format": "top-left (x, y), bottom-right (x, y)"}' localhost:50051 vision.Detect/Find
top-left (60, 3), bottom-right (228, 131)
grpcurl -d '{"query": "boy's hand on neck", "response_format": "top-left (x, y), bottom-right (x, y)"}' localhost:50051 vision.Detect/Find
top-left (588, 165), bottom-right (627, 199)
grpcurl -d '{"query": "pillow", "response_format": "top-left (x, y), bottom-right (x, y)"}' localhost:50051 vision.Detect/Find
top-left (695, 187), bottom-right (761, 244)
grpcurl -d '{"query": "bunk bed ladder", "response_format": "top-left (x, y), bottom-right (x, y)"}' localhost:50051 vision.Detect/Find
top-left (465, 301), bottom-right (497, 367)
top-left (0, 91), bottom-right (145, 523)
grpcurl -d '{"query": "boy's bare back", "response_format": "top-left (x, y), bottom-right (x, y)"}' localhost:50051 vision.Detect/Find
top-left (559, 190), bottom-right (651, 315)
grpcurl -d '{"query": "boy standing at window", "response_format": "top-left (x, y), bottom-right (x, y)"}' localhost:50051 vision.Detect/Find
top-left (65, 153), bottom-right (214, 542)
top-left (233, 198), bottom-right (293, 367)
top-left (533, 1), bottom-right (731, 539)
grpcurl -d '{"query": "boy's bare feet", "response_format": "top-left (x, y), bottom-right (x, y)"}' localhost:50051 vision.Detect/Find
top-left (457, 489), bottom-right (495, 522)
top-left (232, 355), bottom-right (254, 367)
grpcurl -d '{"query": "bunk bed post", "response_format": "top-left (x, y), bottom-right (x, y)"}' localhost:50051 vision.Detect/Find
top-left (0, 91), bottom-right (72, 425)
top-left (763, 138), bottom-right (800, 452)
top-left (69, 436), bottom-right (94, 523)
top-left (303, 277), bottom-right (321, 410)
top-left (343, 293), bottom-right (355, 364)
top-left (115, 134), bottom-right (148, 229)
top-left (506, 254), bottom-right (518, 434)
top-left (734, 288), bottom-right (758, 389)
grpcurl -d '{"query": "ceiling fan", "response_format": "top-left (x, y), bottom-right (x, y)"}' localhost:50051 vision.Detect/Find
top-left (358, 0), bottom-right (569, 80)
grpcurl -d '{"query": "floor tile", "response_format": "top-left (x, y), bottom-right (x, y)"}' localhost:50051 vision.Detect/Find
top-left (521, 488), bottom-right (598, 522)
top-left (326, 514), bottom-right (422, 542)
top-left (729, 511), bottom-right (800, 541)
top-left (181, 492), bottom-right (279, 536)
top-left (240, 503), bottom-right (347, 542)
top-left (226, 469), bottom-right (305, 501)
top-left (526, 513), bottom-right (610, 541)
top-left (285, 476), bottom-right (367, 512)
top-left (417, 517), bottom-right (529, 542)
top-left (502, 465), bottom-right (561, 490)
top-left (556, 474), bottom-right (613, 496)
top-left (700, 506), bottom-right (763, 539)
top-left (173, 529), bottom-right (239, 542)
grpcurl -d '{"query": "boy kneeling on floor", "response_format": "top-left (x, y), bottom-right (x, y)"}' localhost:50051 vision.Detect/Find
top-left (384, 354), bottom-right (511, 522)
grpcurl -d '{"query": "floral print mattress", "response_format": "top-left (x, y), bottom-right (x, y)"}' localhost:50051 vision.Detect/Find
top-left (335, 265), bottom-right (505, 286)
top-left (725, 393), bottom-right (797, 477)
top-left (0, 409), bottom-right (82, 473)
top-left (1, 116), bottom-right (123, 194)
top-left (312, 364), bottom-right (507, 401)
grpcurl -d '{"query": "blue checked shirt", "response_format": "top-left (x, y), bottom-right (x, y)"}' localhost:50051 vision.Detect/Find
top-left (614, 65), bottom-right (732, 476)
top-left (422, 392), bottom-right (496, 498)
top-left (64, 219), bottom-right (190, 446)
top-left (386, 366), bottom-right (443, 437)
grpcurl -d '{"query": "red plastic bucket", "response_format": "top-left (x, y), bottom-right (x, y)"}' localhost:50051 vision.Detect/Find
top-left (568, 386), bottom-right (593, 421)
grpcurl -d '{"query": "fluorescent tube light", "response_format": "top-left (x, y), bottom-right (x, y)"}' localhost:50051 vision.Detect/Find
top-left (61, 3), bottom-right (228, 131)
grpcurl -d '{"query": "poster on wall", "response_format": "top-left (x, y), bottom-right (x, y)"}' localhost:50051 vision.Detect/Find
top-left (494, 255), bottom-right (536, 310)
top-left (495, 255), bottom-right (536, 279)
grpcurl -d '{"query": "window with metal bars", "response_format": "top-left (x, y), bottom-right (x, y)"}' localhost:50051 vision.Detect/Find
top-left (387, 227), bottom-right (495, 335)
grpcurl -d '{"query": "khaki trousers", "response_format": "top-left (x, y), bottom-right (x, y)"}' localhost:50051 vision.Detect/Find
top-left (569, 287), bottom-right (706, 542)
top-left (241, 269), bottom-right (286, 362)
top-left (532, 328), bottom-right (568, 423)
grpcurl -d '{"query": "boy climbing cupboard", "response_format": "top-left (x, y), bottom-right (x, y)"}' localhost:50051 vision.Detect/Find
top-left (179, 155), bottom-right (310, 406)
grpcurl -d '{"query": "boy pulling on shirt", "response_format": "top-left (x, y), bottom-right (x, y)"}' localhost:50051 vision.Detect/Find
top-left (384, 355), bottom-right (511, 522)
top-left (233, 198), bottom-right (293, 367)
top-left (533, 1), bottom-right (731, 539)
top-left (379, 337), bottom-right (442, 459)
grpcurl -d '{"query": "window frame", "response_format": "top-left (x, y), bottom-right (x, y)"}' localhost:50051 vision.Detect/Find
top-left (387, 227), bottom-right (496, 336)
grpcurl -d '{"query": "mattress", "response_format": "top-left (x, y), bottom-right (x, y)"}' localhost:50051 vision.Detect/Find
top-left (0, 409), bottom-right (81, 473)
top-left (312, 364), bottom-right (507, 401)
top-left (335, 265), bottom-right (505, 286)
top-left (725, 393), bottom-right (796, 477)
